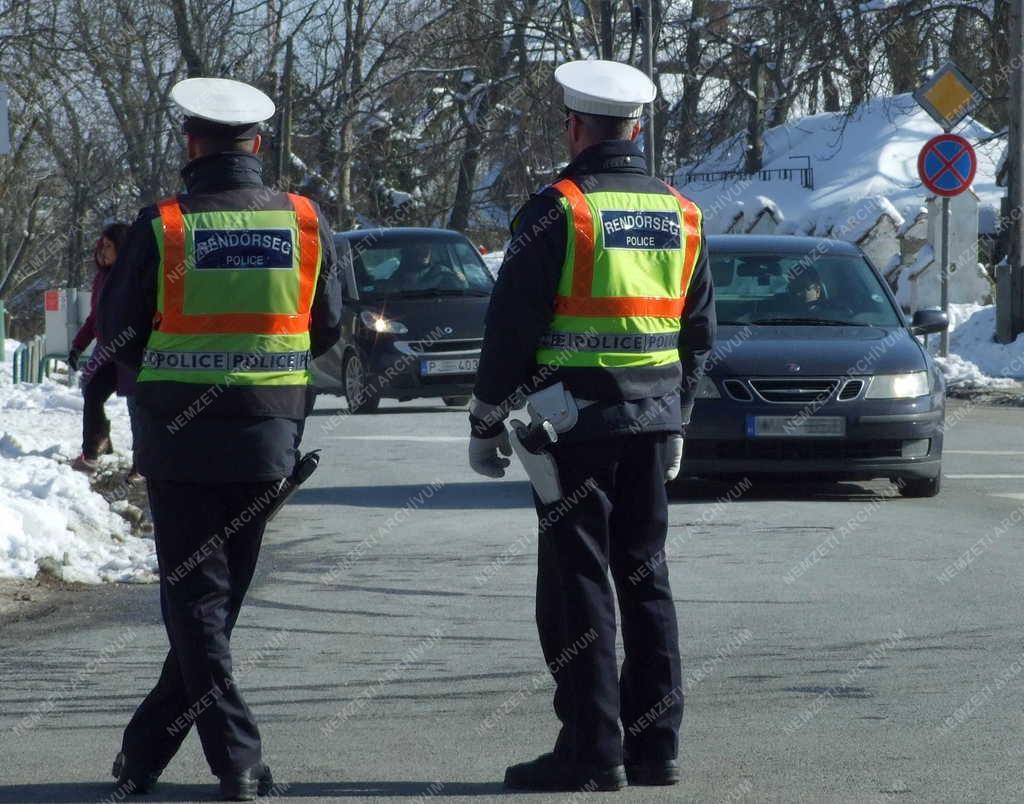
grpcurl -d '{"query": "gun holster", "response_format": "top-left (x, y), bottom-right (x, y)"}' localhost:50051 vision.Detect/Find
top-left (508, 383), bottom-right (582, 505)
top-left (264, 450), bottom-right (321, 523)
top-left (509, 420), bottom-right (562, 504)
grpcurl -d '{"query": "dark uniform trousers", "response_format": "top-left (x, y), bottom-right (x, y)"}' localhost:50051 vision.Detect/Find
top-left (534, 432), bottom-right (683, 768)
top-left (121, 479), bottom-right (277, 776)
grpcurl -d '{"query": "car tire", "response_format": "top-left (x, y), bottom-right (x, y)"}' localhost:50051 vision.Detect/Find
top-left (344, 351), bottom-right (380, 414)
top-left (443, 396), bottom-right (471, 407)
top-left (897, 473), bottom-right (941, 498)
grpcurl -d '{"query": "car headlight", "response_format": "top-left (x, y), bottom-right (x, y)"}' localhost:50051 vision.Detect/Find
top-left (694, 375), bottom-right (721, 399)
top-left (866, 371), bottom-right (930, 399)
top-left (359, 310), bottom-right (408, 334)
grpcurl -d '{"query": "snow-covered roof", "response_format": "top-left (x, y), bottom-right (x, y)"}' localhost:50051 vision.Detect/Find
top-left (675, 94), bottom-right (1004, 236)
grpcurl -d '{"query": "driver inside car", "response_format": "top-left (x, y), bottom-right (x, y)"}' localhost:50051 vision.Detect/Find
top-left (392, 243), bottom-right (468, 290)
top-left (783, 266), bottom-right (848, 319)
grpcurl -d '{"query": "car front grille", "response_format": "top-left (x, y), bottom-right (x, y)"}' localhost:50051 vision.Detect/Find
top-left (686, 439), bottom-right (906, 461)
top-left (749, 378), bottom-right (839, 404)
top-left (404, 338), bottom-right (482, 354)
top-left (394, 338), bottom-right (483, 358)
top-left (838, 379), bottom-right (865, 400)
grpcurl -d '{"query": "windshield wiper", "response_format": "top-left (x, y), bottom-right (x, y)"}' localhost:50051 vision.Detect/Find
top-left (749, 317), bottom-right (872, 327)
top-left (385, 288), bottom-right (488, 298)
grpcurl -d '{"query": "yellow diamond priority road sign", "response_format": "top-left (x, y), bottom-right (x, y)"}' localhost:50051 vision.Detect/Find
top-left (914, 62), bottom-right (982, 131)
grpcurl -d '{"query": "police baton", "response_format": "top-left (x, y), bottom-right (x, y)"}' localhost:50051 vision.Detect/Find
top-left (264, 450), bottom-right (321, 523)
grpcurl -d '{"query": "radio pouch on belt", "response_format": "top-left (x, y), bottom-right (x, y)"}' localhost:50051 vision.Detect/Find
top-left (508, 382), bottom-right (581, 505)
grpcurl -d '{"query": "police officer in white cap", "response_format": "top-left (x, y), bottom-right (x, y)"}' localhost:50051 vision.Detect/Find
top-left (99, 77), bottom-right (342, 801)
top-left (468, 60), bottom-right (715, 791)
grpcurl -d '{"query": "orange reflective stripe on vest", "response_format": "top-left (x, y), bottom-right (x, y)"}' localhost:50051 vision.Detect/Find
top-left (665, 183), bottom-right (703, 299)
top-left (550, 178), bottom-right (700, 319)
top-left (156, 193), bottom-right (320, 335)
top-left (552, 178), bottom-right (597, 300)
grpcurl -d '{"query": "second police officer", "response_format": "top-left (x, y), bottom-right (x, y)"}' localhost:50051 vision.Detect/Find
top-left (468, 60), bottom-right (716, 791)
top-left (99, 78), bottom-right (343, 801)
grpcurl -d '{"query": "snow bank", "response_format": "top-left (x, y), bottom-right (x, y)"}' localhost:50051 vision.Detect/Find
top-left (0, 344), bottom-right (156, 583)
top-left (934, 353), bottom-right (1017, 391)
top-left (930, 303), bottom-right (1024, 390)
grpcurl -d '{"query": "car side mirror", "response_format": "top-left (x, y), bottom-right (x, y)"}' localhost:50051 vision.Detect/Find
top-left (910, 307), bottom-right (948, 336)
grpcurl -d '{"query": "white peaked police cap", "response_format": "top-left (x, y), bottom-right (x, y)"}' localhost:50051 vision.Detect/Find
top-left (555, 60), bottom-right (656, 119)
top-left (170, 77), bottom-right (276, 126)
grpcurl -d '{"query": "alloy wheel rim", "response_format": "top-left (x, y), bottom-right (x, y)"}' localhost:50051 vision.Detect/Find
top-left (346, 354), bottom-right (364, 402)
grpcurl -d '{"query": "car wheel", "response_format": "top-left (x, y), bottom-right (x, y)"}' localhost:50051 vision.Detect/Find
top-left (443, 396), bottom-right (471, 407)
top-left (897, 473), bottom-right (941, 498)
top-left (344, 351), bottom-right (380, 414)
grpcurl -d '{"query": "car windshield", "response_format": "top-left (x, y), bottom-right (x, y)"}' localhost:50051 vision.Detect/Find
top-left (710, 251), bottom-right (902, 327)
top-left (343, 235), bottom-right (494, 299)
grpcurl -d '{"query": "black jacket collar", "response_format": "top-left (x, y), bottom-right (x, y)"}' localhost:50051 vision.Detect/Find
top-left (558, 140), bottom-right (648, 179)
top-left (181, 152), bottom-right (265, 194)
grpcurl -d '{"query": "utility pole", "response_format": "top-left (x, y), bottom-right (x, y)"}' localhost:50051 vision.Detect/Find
top-left (637, 0), bottom-right (656, 176)
top-left (745, 40), bottom-right (765, 175)
top-left (600, 0), bottom-right (614, 60)
top-left (1003, 0), bottom-right (1024, 342)
top-left (275, 36), bottom-right (294, 190)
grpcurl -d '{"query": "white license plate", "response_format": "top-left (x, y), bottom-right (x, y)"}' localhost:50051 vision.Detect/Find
top-left (749, 415), bottom-right (846, 438)
top-left (420, 357), bottom-right (479, 376)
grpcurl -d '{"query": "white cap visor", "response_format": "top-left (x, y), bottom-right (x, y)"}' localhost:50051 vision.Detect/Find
top-left (171, 77), bottom-right (276, 126)
top-left (555, 60), bottom-right (656, 119)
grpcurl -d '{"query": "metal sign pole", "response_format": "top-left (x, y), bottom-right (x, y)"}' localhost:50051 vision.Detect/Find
top-left (940, 196), bottom-right (951, 356)
top-left (1011, 0), bottom-right (1024, 339)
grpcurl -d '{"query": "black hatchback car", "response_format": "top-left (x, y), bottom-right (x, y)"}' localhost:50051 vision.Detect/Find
top-left (311, 228), bottom-right (494, 412)
top-left (683, 235), bottom-right (948, 497)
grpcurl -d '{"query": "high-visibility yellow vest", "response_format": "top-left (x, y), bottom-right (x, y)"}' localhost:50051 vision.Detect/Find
top-left (137, 193), bottom-right (321, 388)
top-left (535, 177), bottom-right (703, 371)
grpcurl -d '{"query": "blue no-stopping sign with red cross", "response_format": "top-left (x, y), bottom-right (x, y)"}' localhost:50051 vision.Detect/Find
top-left (917, 133), bottom-right (977, 197)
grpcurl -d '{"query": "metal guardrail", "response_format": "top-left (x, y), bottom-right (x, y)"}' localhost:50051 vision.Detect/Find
top-left (679, 155), bottom-right (815, 190)
top-left (11, 335), bottom-right (63, 384)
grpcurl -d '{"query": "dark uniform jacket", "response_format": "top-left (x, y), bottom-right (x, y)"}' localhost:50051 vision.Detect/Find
top-left (473, 140), bottom-right (716, 441)
top-left (99, 151), bottom-right (344, 482)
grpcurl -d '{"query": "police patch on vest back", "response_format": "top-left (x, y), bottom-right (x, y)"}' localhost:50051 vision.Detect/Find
top-left (539, 331), bottom-right (678, 353)
top-left (193, 228), bottom-right (294, 270)
top-left (142, 349), bottom-right (311, 372)
top-left (600, 210), bottom-right (681, 251)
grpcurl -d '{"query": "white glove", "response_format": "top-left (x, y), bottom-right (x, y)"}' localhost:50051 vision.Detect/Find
top-left (469, 430), bottom-right (513, 478)
top-left (664, 434), bottom-right (684, 483)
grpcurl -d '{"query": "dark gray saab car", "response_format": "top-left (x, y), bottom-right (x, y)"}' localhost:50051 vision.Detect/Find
top-left (682, 235), bottom-right (948, 497)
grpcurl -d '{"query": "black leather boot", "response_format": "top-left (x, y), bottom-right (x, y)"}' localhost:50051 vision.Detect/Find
top-left (625, 758), bottom-right (681, 786)
top-left (218, 762), bottom-right (274, 801)
top-left (111, 751), bottom-right (161, 795)
top-left (504, 753), bottom-right (626, 792)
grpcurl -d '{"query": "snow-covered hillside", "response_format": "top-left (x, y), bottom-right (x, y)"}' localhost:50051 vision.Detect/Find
top-left (0, 340), bottom-right (156, 583)
top-left (676, 94), bottom-right (1002, 237)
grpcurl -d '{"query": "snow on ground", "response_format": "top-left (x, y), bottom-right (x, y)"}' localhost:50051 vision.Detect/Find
top-left (677, 94), bottom-right (1003, 237)
top-left (482, 250), bottom-right (504, 279)
top-left (932, 305), bottom-right (1024, 391)
top-left (0, 338), bottom-right (156, 583)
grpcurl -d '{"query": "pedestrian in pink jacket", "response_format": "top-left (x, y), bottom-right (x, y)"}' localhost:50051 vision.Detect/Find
top-left (71, 222), bottom-right (129, 472)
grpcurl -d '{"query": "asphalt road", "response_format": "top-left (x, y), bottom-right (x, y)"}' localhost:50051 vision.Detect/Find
top-left (1, 398), bottom-right (1022, 804)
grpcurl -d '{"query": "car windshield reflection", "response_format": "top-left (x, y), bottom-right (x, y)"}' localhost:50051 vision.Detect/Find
top-left (711, 252), bottom-right (901, 328)
top-left (348, 236), bottom-right (494, 299)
